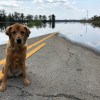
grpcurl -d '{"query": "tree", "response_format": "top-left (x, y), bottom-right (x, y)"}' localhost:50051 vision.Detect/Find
top-left (7, 13), bottom-right (12, 22)
top-left (48, 15), bottom-right (52, 21)
top-left (20, 13), bottom-right (25, 21)
top-left (25, 14), bottom-right (33, 22)
top-left (34, 15), bottom-right (38, 20)
top-left (13, 12), bottom-right (20, 21)
top-left (91, 15), bottom-right (100, 21)
top-left (52, 14), bottom-right (55, 22)
top-left (39, 15), bottom-right (42, 20)
top-left (0, 10), bottom-right (6, 22)
top-left (42, 15), bottom-right (47, 22)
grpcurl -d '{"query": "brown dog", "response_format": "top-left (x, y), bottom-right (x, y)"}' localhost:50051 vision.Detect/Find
top-left (0, 23), bottom-right (31, 92)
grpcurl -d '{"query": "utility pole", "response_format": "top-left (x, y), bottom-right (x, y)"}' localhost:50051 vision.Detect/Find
top-left (87, 10), bottom-right (88, 20)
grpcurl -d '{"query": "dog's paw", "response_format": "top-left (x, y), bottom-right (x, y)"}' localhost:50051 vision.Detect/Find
top-left (0, 84), bottom-right (6, 92)
top-left (23, 79), bottom-right (30, 86)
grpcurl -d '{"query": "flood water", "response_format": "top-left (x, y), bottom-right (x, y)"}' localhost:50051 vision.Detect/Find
top-left (0, 22), bottom-right (100, 52)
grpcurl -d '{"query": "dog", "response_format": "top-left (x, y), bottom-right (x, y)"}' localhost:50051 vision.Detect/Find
top-left (0, 23), bottom-right (31, 92)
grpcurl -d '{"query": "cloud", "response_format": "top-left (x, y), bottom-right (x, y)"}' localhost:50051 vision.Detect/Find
top-left (0, 0), bottom-right (23, 8)
top-left (32, 0), bottom-right (86, 19)
top-left (0, 0), bottom-right (86, 19)
top-left (0, 0), bottom-right (82, 13)
top-left (32, 0), bottom-right (81, 12)
top-left (0, 0), bottom-right (30, 15)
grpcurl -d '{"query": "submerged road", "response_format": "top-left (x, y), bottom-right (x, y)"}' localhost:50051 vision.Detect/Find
top-left (0, 33), bottom-right (100, 100)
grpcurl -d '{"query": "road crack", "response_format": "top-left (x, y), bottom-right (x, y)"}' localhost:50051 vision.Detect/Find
top-left (36, 93), bottom-right (84, 100)
top-left (80, 91), bottom-right (100, 99)
top-left (7, 85), bottom-right (33, 97)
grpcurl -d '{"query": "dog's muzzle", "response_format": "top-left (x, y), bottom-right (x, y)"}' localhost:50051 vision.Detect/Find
top-left (16, 38), bottom-right (22, 44)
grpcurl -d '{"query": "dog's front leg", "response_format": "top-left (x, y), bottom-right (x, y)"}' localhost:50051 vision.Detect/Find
top-left (21, 62), bottom-right (30, 86)
top-left (0, 64), bottom-right (9, 92)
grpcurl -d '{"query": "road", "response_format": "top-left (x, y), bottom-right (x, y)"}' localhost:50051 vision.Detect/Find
top-left (0, 33), bottom-right (100, 100)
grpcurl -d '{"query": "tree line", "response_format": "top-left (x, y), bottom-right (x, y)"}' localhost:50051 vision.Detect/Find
top-left (0, 10), bottom-right (56, 23)
top-left (91, 15), bottom-right (100, 21)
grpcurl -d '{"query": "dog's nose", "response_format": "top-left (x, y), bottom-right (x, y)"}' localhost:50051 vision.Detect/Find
top-left (16, 38), bottom-right (22, 44)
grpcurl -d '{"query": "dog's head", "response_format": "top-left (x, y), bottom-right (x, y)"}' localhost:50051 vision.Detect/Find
top-left (5, 23), bottom-right (30, 45)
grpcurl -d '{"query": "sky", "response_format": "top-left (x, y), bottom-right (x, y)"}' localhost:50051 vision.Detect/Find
top-left (0, 0), bottom-right (100, 19)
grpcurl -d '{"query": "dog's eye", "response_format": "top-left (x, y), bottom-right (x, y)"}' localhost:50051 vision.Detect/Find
top-left (21, 31), bottom-right (25, 34)
top-left (12, 31), bottom-right (16, 34)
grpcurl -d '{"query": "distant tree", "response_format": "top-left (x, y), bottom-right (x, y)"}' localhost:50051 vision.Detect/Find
top-left (39, 15), bottom-right (42, 20)
top-left (0, 10), bottom-right (6, 22)
top-left (25, 14), bottom-right (33, 22)
top-left (48, 14), bottom-right (56, 22)
top-left (14, 12), bottom-right (20, 21)
top-left (91, 15), bottom-right (100, 21)
top-left (42, 15), bottom-right (47, 22)
top-left (34, 15), bottom-right (38, 20)
top-left (0, 9), bottom-right (56, 25)
top-left (7, 13), bottom-right (13, 22)
top-left (48, 15), bottom-right (52, 21)
top-left (52, 14), bottom-right (55, 22)
top-left (20, 13), bottom-right (25, 21)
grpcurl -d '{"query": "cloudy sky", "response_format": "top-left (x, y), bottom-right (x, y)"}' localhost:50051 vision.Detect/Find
top-left (0, 0), bottom-right (100, 19)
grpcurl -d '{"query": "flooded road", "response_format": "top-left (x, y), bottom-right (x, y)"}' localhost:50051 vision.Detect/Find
top-left (0, 22), bottom-right (100, 52)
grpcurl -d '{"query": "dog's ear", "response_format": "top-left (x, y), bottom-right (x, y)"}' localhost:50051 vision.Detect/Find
top-left (24, 26), bottom-right (31, 37)
top-left (5, 26), bottom-right (12, 36)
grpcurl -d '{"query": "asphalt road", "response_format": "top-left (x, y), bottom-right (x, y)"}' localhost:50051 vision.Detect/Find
top-left (0, 33), bottom-right (100, 100)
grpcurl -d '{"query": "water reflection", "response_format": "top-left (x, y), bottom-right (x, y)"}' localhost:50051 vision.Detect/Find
top-left (91, 22), bottom-right (100, 28)
top-left (1, 22), bottom-right (100, 52)
top-left (0, 21), bottom-right (100, 31)
top-left (0, 21), bottom-right (55, 31)
top-left (0, 23), bottom-right (7, 32)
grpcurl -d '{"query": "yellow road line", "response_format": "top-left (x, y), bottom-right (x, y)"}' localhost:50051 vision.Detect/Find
top-left (26, 43), bottom-right (46, 59)
top-left (27, 32), bottom-right (57, 49)
top-left (0, 43), bottom-right (46, 80)
top-left (0, 32), bottom-right (57, 66)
